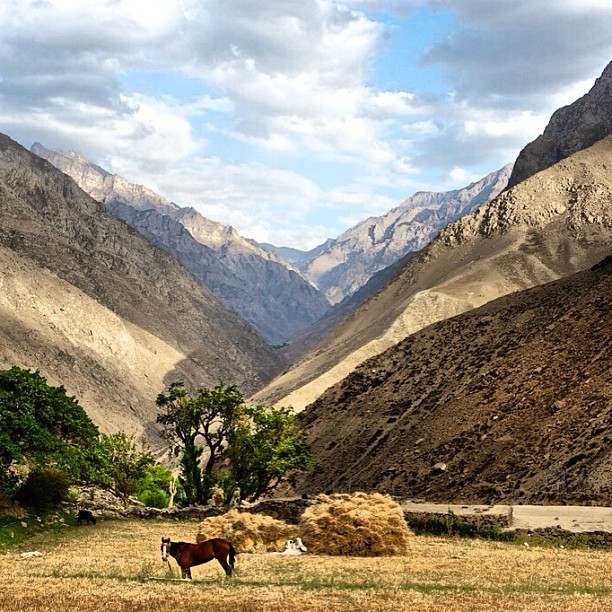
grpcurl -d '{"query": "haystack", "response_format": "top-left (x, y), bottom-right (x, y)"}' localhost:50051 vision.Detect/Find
top-left (197, 509), bottom-right (296, 554)
top-left (298, 492), bottom-right (412, 556)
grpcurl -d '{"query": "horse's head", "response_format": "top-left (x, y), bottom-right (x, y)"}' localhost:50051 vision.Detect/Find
top-left (160, 537), bottom-right (172, 562)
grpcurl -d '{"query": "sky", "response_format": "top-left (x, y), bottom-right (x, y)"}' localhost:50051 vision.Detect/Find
top-left (1, 1), bottom-right (611, 249)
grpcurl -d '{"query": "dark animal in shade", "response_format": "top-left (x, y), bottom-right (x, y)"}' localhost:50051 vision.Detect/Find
top-left (77, 509), bottom-right (96, 525)
top-left (160, 537), bottom-right (236, 579)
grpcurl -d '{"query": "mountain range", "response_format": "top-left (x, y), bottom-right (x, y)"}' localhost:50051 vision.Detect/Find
top-left (1, 55), bottom-right (610, 507)
top-left (29, 144), bottom-right (330, 345)
top-left (253, 61), bottom-right (612, 412)
top-left (31, 144), bottom-right (514, 348)
top-left (0, 134), bottom-right (281, 439)
top-left (1, 135), bottom-right (517, 444)
top-left (297, 164), bottom-right (512, 305)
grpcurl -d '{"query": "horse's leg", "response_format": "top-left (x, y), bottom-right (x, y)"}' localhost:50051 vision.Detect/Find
top-left (217, 551), bottom-right (232, 577)
top-left (179, 566), bottom-right (192, 580)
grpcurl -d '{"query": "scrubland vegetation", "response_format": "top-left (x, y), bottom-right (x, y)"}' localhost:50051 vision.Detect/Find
top-left (0, 518), bottom-right (611, 611)
top-left (0, 368), bottom-right (312, 515)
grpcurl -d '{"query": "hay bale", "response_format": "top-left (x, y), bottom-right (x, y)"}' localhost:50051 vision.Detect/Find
top-left (197, 509), bottom-right (296, 553)
top-left (298, 492), bottom-right (412, 556)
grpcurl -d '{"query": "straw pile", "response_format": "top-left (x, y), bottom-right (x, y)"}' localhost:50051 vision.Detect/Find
top-left (196, 509), bottom-right (296, 553)
top-left (298, 492), bottom-right (412, 556)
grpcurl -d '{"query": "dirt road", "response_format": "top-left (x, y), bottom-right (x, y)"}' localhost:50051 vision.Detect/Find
top-left (401, 502), bottom-right (612, 533)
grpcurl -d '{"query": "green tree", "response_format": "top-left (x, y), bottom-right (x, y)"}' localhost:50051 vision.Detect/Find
top-left (136, 463), bottom-right (175, 508)
top-left (226, 404), bottom-right (316, 502)
top-left (0, 366), bottom-right (99, 491)
top-left (157, 382), bottom-right (244, 504)
top-left (157, 381), bottom-right (314, 505)
top-left (99, 433), bottom-right (155, 509)
top-left (156, 382), bottom-right (204, 505)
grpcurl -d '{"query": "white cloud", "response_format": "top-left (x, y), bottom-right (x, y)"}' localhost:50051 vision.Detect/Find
top-left (0, 0), bottom-right (610, 250)
top-left (420, 0), bottom-right (612, 104)
top-left (463, 111), bottom-right (545, 139)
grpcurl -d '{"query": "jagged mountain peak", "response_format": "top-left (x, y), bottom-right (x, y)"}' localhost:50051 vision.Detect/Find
top-left (303, 164), bottom-right (512, 305)
top-left (31, 143), bottom-right (110, 177)
top-left (31, 142), bottom-right (179, 215)
top-left (508, 59), bottom-right (612, 189)
top-left (32, 143), bottom-right (330, 344)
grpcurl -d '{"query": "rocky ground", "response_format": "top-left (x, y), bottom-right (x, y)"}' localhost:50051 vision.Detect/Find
top-left (295, 256), bottom-right (611, 506)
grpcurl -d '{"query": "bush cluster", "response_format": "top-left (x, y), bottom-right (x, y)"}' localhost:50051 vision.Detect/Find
top-left (16, 468), bottom-right (71, 510)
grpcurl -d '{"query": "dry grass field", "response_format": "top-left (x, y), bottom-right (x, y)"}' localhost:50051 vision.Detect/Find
top-left (0, 518), bottom-right (611, 611)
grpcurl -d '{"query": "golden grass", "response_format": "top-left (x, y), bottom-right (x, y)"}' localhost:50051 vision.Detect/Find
top-left (299, 492), bottom-right (412, 556)
top-left (197, 509), bottom-right (296, 553)
top-left (0, 518), bottom-right (610, 611)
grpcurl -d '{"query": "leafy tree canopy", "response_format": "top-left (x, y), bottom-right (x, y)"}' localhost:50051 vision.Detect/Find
top-left (157, 381), bottom-right (314, 505)
top-left (98, 432), bottom-right (156, 509)
top-left (0, 366), bottom-right (99, 489)
top-left (227, 404), bottom-right (316, 502)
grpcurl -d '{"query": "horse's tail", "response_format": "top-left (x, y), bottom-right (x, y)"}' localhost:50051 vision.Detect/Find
top-left (228, 542), bottom-right (237, 568)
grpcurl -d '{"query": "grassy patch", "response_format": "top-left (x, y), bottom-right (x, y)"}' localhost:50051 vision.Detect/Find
top-left (513, 528), bottom-right (612, 550)
top-left (406, 512), bottom-right (515, 542)
top-left (1, 518), bottom-right (611, 611)
top-left (0, 508), bottom-right (74, 552)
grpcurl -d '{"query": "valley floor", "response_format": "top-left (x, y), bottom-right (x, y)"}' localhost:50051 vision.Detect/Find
top-left (0, 517), bottom-right (611, 611)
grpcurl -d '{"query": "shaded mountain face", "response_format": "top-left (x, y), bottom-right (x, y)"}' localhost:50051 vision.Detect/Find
top-left (508, 60), bottom-right (612, 189)
top-left (297, 257), bottom-right (612, 506)
top-left (253, 136), bottom-right (612, 411)
top-left (30, 144), bottom-right (331, 344)
top-left (0, 134), bottom-right (281, 440)
top-left (302, 165), bottom-right (512, 304)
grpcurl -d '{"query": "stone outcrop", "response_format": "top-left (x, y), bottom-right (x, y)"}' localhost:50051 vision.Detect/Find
top-left (30, 144), bottom-right (330, 344)
top-left (508, 60), bottom-right (612, 188)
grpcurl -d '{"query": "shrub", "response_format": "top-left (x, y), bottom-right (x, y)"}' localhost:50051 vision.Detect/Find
top-left (298, 492), bottom-right (412, 556)
top-left (405, 513), bottom-right (514, 541)
top-left (138, 488), bottom-right (169, 509)
top-left (16, 468), bottom-right (71, 510)
top-left (197, 509), bottom-right (295, 553)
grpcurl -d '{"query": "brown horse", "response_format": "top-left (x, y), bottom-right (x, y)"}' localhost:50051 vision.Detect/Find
top-left (160, 537), bottom-right (236, 579)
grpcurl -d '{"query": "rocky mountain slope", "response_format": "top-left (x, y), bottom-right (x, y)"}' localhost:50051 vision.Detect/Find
top-left (296, 256), bottom-right (612, 505)
top-left (0, 134), bottom-right (281, 440)
top-left (303, 165), bottom-right (512, 304)
top-left (253, 135), bottom-right (612, 411)
top-left (30, 144), bottom-right (330, 344)
top-left (508, 60), bottom-right (612, 189)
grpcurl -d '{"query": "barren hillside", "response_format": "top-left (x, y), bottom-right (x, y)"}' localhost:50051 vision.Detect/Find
top-left (296, 257), bottom-right (611, 505)
top-left (0, 134), bottom-right (281, 441)
top-left (253, 137), bottom-right (612, 410)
